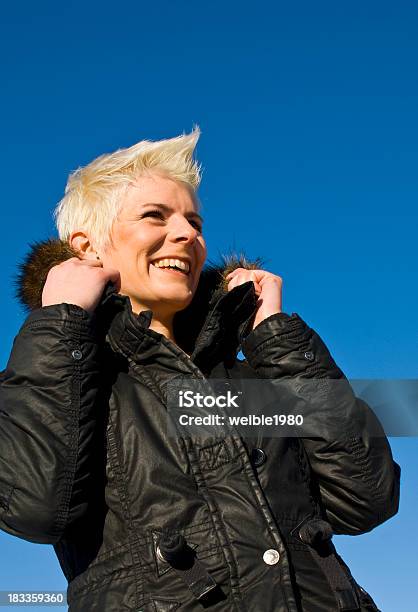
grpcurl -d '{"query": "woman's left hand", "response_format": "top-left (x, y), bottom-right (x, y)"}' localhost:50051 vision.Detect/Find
top-left (225, 268), bottom-right (283, 331)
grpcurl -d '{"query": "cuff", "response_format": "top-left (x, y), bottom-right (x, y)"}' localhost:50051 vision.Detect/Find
top-left (241, 312), bottom-right (344, 379)
top-left (20, 303), bottom-right (101, 341)
top-left (241, 311), bottom-right (307, 354)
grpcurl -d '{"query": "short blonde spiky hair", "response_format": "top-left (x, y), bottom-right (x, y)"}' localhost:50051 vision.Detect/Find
top-left (54, 126), bottom-right (202, 252)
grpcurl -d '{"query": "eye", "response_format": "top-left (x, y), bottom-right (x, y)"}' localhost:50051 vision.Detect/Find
top-left (189, 219), bottom-right (203, 232)
top-left (139, 209), bottom-right (203, 232)
top-left (140, 210), bottom-right (165, 221)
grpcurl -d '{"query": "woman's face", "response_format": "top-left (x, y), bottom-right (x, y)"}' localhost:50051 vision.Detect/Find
top-left (101, 172), bottom-right (207, 317)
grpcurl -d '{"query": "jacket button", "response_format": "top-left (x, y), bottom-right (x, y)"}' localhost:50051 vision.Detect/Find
top-left (263, 549), bottom-right (280, 565)
top-left (304, 351), bottom-right (314, 361)
top-left (71, 349), bottom-right (83, 360)
top-left (251, 448), bottom-right (266, 467)
top-left (157, 534), bottom-right (187, 564)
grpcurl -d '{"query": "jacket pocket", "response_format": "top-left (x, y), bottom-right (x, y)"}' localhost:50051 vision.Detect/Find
top-left (143, 521), bottom-right (229, 607)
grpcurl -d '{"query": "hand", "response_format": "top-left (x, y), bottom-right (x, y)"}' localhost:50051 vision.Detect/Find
top-left (41, 257), bottom-right (121, 314)
top-left (225, 268), bottom-right (283, 331)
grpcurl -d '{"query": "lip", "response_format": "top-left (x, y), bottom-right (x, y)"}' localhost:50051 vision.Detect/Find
top-left (151, 266), bottom-right (190, 279)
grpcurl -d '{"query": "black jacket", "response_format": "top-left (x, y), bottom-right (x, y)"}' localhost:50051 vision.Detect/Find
top-left (0, 240), bottom-right (400, 612)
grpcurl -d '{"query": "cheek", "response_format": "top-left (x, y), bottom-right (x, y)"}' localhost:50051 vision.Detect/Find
top-left (198, 238), bottom-right (207, 266)
top-left (104, 242), bottom-right (139, 280)
top-left (113, 228), bottom-right (146, 265)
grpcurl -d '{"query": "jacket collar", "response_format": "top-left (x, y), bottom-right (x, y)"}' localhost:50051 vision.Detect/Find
top-left (100, 279), bottom-right (258, 373)
top-left (15, 238), bottom-right (263, 372)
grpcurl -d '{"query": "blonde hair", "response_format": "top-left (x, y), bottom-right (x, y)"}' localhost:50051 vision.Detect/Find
top-left (54, 126), bottom-right (202, 252)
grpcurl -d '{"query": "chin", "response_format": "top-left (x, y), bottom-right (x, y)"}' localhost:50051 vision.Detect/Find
top-left (159, 291), bottom-right (194, 309)
top-left (133, 286), bottom-right (194, 314)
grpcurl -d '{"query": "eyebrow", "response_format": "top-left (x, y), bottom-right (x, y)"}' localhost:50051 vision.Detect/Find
top-left (140, 202), bottom-right (204, 225)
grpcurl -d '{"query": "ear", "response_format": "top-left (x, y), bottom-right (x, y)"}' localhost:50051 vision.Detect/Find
top-left (69, 231), bottom-right (98, 261)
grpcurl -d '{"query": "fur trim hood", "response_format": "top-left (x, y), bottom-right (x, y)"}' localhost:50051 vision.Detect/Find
top-left (15, 238), bottom-right (264, 356)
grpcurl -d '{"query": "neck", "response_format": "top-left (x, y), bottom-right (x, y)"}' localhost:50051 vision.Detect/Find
top-left (149, 316), bottom-right (175, 343)
top-left (149, 315), bottom-right (191, 356)
top-left (130, 299), bottom-right (177, 344)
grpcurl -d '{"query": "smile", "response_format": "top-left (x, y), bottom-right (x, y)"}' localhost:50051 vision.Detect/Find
top-left (151, 258), bottom-right (190, 275)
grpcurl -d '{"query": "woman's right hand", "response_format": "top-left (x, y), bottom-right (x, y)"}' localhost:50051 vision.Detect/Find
top-left (41, 257), bottom-right (121, 314)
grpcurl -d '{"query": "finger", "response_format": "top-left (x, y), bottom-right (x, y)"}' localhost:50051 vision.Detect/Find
top-left (227, 273), bottom-right (247, 287)
top-left (77, 259), bottom-right (104, 267)
top-left (227, 275), bottom-right (247, 291)
top-left (225, 267), bottom-right (246, 279)
top-left (227, 272), bottom-right (257, 291)
top-left (226, 276), bottom-right (239, 290)
top-left (258, 274), bottom-right (283, 288)
top-left (63, 257), bottom-right (103, 267)
top-left (226, 268), bottom-right (265, 282)
top-left (253, 282), bottom-right (262, 296)
top-left (238, 271), bottom-right (258, 284)
top-left (101, 269), bottom-right (121, 291)
top-left (103, 268), bottom-right (121, 283)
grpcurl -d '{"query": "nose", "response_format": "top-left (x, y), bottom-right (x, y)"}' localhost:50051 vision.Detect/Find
top-left (168, 215), bottom-right (200, 244)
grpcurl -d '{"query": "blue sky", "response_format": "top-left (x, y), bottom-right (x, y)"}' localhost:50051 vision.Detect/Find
top-left (1, 1), bottom-right (417, 610)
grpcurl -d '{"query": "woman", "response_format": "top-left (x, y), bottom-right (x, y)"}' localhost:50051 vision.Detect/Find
top-left (0, 128), bottom-right (399, 611)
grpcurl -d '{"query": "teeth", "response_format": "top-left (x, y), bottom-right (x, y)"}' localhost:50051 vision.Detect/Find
top-left (152, 258), bottom-right (190, 273)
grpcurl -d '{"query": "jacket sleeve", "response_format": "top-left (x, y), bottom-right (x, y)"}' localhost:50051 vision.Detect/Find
top-left (0, 304), bottom-right (104, 545)
top-left (240, 311), bottom-right (400, 535)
